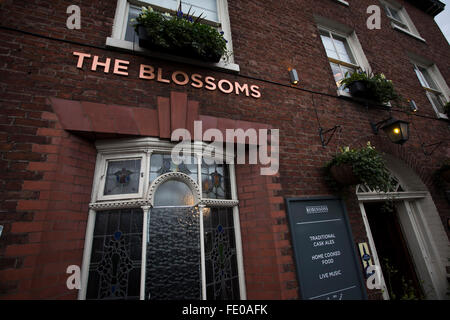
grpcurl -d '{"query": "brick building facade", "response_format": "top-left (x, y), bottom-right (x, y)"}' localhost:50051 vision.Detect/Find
top-left (0, 0), bottom-right (449, 300)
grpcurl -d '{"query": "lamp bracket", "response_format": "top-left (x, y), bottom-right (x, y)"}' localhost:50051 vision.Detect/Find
top-left (319, 125), bottom-right (341, 147)
top-left (421, 141), bottom-right (442, 156)
top-left (370, 117), bottom-right (392, 135)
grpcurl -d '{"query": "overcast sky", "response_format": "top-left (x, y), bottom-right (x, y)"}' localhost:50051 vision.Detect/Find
top-left (435, 0), bottom-right (450, 44)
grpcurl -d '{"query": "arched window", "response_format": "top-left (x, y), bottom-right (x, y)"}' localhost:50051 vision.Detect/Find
top-left (81, 138), bottom-right (245, 300)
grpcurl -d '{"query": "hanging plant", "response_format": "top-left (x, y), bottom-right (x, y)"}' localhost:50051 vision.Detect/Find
top-left (340, 70), bottom-right (399, 105)
top-left (325, 142), bottom-right (394, 192)
top-left (132, 5), bottom-right (229, 63)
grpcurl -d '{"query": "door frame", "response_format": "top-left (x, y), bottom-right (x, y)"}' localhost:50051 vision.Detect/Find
top-left (357, 190), bottom-right (445, 299)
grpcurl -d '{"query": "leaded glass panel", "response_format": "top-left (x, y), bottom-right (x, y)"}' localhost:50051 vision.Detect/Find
top-left (201, 160), bottom-right (230, 199)
top-left (145, 207), bottom-right (201, 300)
top-left (154, 180), bottom-right (195, 207)
top-left (104, 159), bottom-right (141, 196)
top-left (150, 154), bottom-right (198, 183)
top-left (203, 207), bottom-right (240, 300)
top-left (86, 209), bottom-right (143, 300)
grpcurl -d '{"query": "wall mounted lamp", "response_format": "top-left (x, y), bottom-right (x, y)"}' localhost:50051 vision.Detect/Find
top-left (289, 69), bottom-right (299, 85)
top-left (371, 117), bottom-right (410, 145)
top-left (409, 100), bottom-right (418, 113)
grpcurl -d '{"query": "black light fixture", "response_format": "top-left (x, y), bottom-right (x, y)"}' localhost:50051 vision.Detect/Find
top-left (289, 68), bottom-right (299, 85)
top-left (371, 117), bottom-right (410, 145)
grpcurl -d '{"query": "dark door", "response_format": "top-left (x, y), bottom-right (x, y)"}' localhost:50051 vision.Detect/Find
top-left (364, 202), bottom-right (423, 300)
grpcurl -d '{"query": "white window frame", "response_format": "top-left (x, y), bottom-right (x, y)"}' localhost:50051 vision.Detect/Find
top-left (316, 17), bottom-right (371, 97)
top-left (411, 60), bottom-right (449, 119)
top-left (78, 137), bottom-right (247, 300)
top-left (379, 0), bottom-right (426, 42)
top-left (332, 0), bottom-right (349, 7)
top-left (96, 152), bottom-right (147, 201)
top-left (107, 0), bottom-right (239, 73)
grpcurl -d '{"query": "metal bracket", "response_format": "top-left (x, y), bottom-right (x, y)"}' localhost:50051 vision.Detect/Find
top-left (319, 125), bottom-right (341, 147)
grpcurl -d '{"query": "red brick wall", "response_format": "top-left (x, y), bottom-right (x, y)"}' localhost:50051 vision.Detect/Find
top-left (0, 111), bottom-right (96, 299)
top-left (0, 0), bottom-right (449, 299)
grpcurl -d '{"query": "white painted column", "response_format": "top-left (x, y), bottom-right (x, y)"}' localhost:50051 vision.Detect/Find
top-left (140, 205), bottom-right (150, 300)
top-left (78, 209), bottom-right (96, 300)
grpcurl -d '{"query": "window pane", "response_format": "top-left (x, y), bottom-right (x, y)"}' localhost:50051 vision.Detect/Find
top-left (183, 0), bottom-right (218, 22)
top-left (150, 154), bottom-right (198, 184)
top-left (104, 159), bottom-right (141, 196)
top-left (142, 0), bottom-right (178, 11)
top-left (332, 35), bottom-right (355, 64)
top-left (145, 206), bottom-right (201, 300)
top-left (414, 67), bottom-right (428, 88)
top-left (201, 160), bottom-right (231, 199)
top-left (124, 5), bottom-right (140, 42)
top-left (86, 209), bottom-right (143, 300)
top-left (389, 7), bottom-right (404, 24)
top-left (429, 92), bottom-right (446, 113)
top-left (204, 207), bottom-right (240, 300)
top-left (153, 180), bottom-right (195, 207)
top-left (419, 67), bottom-right (439, 90)
top-left (320, 33), bottom-right (339, 60)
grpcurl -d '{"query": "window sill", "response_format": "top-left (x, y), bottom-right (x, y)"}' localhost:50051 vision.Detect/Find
top-left (391, 24), bottom-right (426, 43)
top-left (337, 89), bottom-right (392, 108)
top-left (106, 37), bottom-right (240, 74)
top-left (334, 0), bottom-right (349, 6)
top-left (437, 113), bottom-right (449, 120)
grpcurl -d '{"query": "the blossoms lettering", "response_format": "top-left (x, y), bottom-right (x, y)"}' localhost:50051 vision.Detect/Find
top-left (73, 52), bottom-right (261, 99)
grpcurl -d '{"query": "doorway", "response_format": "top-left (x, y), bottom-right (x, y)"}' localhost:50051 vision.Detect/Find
top-left (363, 202), bottom-right (424, 300)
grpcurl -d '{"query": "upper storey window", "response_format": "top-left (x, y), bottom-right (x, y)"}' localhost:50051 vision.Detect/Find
top-left (315, 16), bottom-right (371, 97)
top-left (319, 29), bottom-right (358, 91)
top-left (107, 0), bottom-right (238, 72)
top-left (380, 0), bottom-right (425, 42)
top-left (412, 62), bottom-right (449, 119)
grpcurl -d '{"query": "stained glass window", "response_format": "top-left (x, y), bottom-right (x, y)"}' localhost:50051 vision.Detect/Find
top-left (104, 159), bottom-right (141, 196)
top-left (153, 180), bottom-right (195, 207)
top-left (150, 154), bottom-right (198, 184)
top-left (201, 160), bottom-right (231, 199)
top-left (86, 209), bottom-right (143, 300)
top-left (145, 207), bottom-right (201, 300)
top-left (203, 207), bottom-right (240, 300)
top-left (88, 148), bottom-right (240, 300)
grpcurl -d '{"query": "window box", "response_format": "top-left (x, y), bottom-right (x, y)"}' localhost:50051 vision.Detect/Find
top-left (348, 80), bottom-right (372, 100)
top-left (108, 0), bottom-right (239, 72)
top-left (136, 24), bottom-right (222, 63)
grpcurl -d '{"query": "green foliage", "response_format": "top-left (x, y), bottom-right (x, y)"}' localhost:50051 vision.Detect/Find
top-left (340, 70), bottom-right (400, 104)
top-left (325, 142), bottom-right (394, 193)
top-left (133, 5), bottom-right (228, 62)
top-left (382, 258), bottom-right (424, 300)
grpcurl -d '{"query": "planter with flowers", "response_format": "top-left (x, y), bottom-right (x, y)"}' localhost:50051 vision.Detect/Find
top-left (325, 142), bottom-right (394, 192)
top-left (133, 6), bottom-right (228, 63)
top-left (340, 71), bottom-right (399, 105)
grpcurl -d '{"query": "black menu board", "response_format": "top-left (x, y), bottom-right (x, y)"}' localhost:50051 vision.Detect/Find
top-left (286, 197), bottom-right (367, 300)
